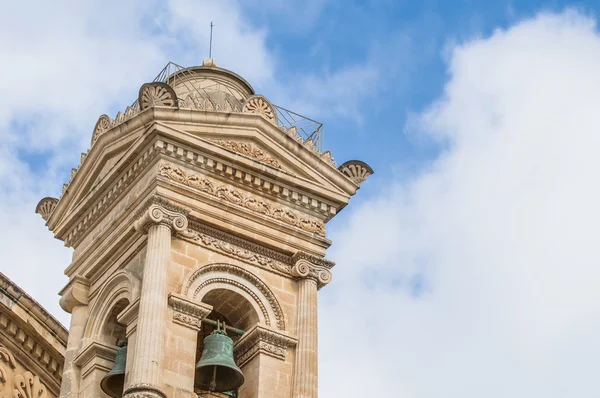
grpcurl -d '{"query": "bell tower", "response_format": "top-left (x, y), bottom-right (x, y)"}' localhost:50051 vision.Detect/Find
top-left (36, 59), bottom-right (373, 398)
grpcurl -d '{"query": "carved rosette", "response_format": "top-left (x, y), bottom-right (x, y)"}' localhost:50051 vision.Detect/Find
top-left (91, 114), bottom-right (114, 146)
top-left (34, 197), bottom-right (58, 222)
top-left (138, 82), bottom-right (178, 111)
top-left (233, 325), bottom-right (297, 367)
top-left (167, 294), bottom-right (212, 331)
top-left (338, 160), bottom-right (374, 185)
top-left (291, 252), bottom-right (335, 289)
top-left (242, 95), bottom-right (278, 126)
top-left (133, 198), bottom-right (189, 235)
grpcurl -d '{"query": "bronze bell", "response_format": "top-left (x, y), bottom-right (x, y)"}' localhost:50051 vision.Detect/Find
top-left (101, 343), bottom-right (127, 398)
top-left (195, 325), bottom-right (244, 393)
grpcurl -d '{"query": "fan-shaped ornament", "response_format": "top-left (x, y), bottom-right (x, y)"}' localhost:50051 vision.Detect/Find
top-left (242, 95), bottom-right (278, 125)
top-left (338, 160), bottom-right (374, 185)
top-left (138, 82), bottom-right (178, 111)
top-left (91, 114), bottom-right (114, 146)
top-left (35, 197), bottom-right (59, 221)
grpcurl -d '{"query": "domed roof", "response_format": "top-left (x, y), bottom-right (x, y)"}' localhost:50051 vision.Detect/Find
top-left (164, 59), bottom-right (255, 112)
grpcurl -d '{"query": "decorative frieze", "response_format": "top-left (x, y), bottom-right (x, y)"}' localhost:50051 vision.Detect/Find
top-left (159, 162), bottom-right (326, 236)
top-left (167, 294), bottom-right (212, 331)
top-left (207, 139), bottom-right (285, 172)
top-left (177, 222), bottom-right (292, 277)
top-left (233, 325), bottom-right (297, 368)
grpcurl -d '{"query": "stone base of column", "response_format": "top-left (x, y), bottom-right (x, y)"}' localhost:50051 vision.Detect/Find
top-left (123, 384), bottom-right (167, 398)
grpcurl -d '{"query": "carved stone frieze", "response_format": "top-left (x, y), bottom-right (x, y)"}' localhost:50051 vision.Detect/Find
top-left (184, 263), bottom-right (286, 330)
top-left (138, 82), bottom-right (178, 111)
top-left (233, 325), bottom-right (296, 367)
top-left (208, 139), bottom-right (285, 171)
top-left (177, 222), bottom-right (292, 276)
top-left (34, 198), bottom-right (58, 222)
top-left (0, 344), bottom-right (48, 398)
top-left (158, 162), bottom-right (326, 236)
top-left (338, 160), bottom-right (374, 185)
top-left (242, 95), bottom-right (277, 125)
top-left (167, 294), bottom-right (212, 331)
top-left (133, 197), bottom-right (189, 235)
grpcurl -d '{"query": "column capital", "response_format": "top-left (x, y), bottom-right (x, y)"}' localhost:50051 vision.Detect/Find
top-left (59, 275), bottom-right (90, 313)
top-left (134, 196), bottom-right (189, 235)
top-left (291, 252), bottom-right (334, 289)
top-left (167, 293), bottom-right (213, 331)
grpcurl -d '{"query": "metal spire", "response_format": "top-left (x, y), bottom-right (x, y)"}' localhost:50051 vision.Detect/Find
top-left (209, 22), bottom-right (215, 59)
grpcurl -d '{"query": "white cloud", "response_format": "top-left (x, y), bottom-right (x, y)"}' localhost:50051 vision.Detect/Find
top-left (321, 9), bottom-right (600, 397)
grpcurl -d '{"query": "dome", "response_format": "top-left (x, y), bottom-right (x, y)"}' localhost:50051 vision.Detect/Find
top-left (164, 59), bottom-right (255, 112)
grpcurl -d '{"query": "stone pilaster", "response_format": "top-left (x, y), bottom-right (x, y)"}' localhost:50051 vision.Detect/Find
top-left (291, 256), bottom-right (332, 398)
top-left (58, 276), bottom-right (90, 398)
top-left (123, 199), bottom-right (189, 398)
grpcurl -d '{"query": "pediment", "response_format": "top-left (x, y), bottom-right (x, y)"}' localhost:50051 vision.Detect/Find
top-left (154, 120), bottom-right (355, 201)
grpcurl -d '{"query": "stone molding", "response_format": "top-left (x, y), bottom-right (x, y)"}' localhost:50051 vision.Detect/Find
top-left (207, 139), bottom-right (286, 172)
top-left (159, 162), bottom-right (326, 236)
top-left (133, 197), bottom-right (189, 235)
top-left (116, 298), bottom-right (140, 338)
top-left (233, 325), bottom-right (297, 368)
top-left (184, 263), bottom-right (286, 330)
top-left (167, 293), bottom-right (212, 331)
top-left (291, 256), bottom-right (333, 289)
top-left (58, 276), bottom-right (90, 313)
top-left (72, 342), bottom-right (115, 373)
top-left (176, 220), bottom-right (292, 277)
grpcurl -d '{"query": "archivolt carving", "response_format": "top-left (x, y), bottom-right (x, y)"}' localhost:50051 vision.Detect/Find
top-left (183, 263), bottom-right (286, 330)
top-left (158, 162), bottom-right (326, 236)
top-left (138, 82), bottom-right (178, 110)
top-left (208, 140), bottom-right (284, 171)
top-left (34, 198), bottom-right (58, 222)
top-left (242, 95), bottom-right (277, 125)
top-left (85, 270), bottom-right (141, 340)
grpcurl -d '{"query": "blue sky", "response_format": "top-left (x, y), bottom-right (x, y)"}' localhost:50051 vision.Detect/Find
top-left (3, 1), bottom-right (600, 397)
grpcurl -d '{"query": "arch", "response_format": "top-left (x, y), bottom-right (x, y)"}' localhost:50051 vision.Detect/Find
top-left (182, 263), bottom-right (286, 330)
top-left (84, 270), bottom-right (141, 341)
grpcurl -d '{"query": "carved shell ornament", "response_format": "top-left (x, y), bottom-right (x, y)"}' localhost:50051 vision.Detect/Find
top-left (91, 114), bottom-right (114, 146)
top-left (138, 82), bottom-right (178, 110)
top-left (35, 197), bottom-right (59, 221)
top-left (242, 95), bottom-right (278, 125)
top-left (338, 160), bottom-right (374, 185)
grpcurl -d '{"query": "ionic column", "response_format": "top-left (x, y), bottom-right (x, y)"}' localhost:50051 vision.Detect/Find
top-left (291, 258), bottom-right (332, 398)
top-left (58, 276), bottom-right (90, 398)
top-left (123, 199), bottom-right (189, 398)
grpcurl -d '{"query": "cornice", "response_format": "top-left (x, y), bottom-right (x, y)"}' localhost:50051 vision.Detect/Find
top-left (233, 324), bottom-right (297, 367)
top-left (167, 293), bottom-right (212, 331)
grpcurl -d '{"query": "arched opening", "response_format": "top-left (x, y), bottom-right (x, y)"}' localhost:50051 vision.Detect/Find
top-left (194, 289), bottom-right (260, 397)
top-left (101, 298), bottom-right (129, 346)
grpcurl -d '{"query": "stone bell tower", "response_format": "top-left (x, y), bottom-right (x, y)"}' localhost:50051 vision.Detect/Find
top-left (36, 59), bottom-right (372, 398)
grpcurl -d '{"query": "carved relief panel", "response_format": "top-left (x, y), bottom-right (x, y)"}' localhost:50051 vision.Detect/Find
top-left (0, 345), bottom-right (50, 398)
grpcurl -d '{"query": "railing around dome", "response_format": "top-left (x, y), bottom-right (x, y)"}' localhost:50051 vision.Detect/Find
top-left (151, 62), bottom-right (324, 152)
